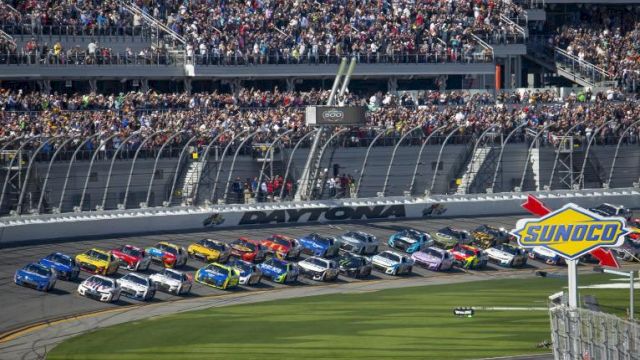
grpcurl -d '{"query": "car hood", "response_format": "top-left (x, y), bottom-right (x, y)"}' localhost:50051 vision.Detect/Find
top-left (372, 256), bottom-right (399, 267)
top-left (17, 270), bottom-right (49, 282)
top-left (150, 274), bottom-right (181, 285)
top-left (533, 247), bottom-right (557, 257)
top-left (487, 248), bottom-right (514, 260)
top-left (299, 262), bottom-right (326, 272)
top-left (200, 269), bottom-right (228, 280)
top-left (259, 263), bottom-right (286, 275)
top-left (83, 280), bottom-right (113, 293)
top-left (120, 280), bottom-right (148, 290)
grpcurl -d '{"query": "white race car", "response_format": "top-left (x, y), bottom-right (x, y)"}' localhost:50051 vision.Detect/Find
top-left (297, 257), bottom-right (339, 281)
top-left (371, 250), bottom-right (413, 276)
top-left (149, 268), bottom-right (192, 295)
top-left (484, 244), bottom-right (528, 267)
top-left (229, 259), bottom-right (263, 286)
top-left (117, 273), bottom-right (156, 301)
top-left (338, 231), bottom-right (379, 255)
top-left (528, 247), bottom-right (563, 265)
top-left (77, 275), bottom-right (121, 302)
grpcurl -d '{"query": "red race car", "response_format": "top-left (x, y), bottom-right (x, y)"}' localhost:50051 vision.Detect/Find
top-left (259, 235), bottom-right (302, 260)
top-left (448, 244), bottom-right (488, 269)
top-left (111, 245), bottom-right (151, 271)
top-left (229, 238), bottom-right (266, 263)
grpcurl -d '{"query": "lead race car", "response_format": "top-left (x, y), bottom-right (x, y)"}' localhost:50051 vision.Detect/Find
top-left (75, 248), bottom-right (119, 275)
top-left (14, 263), bottom-right (57, 291)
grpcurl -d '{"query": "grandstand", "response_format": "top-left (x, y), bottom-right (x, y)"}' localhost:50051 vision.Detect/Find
top-left (1, 0), bottom-right (640, 217)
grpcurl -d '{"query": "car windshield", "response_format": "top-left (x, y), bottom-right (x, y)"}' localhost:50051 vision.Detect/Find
top-left (272, 237), bottom-right (291, 247)
top-left (164, 270), bottom-right (182, 280)
top-left (25, 264), bottom-right (50, 276)
top-left (305, 258), bottom-right (328, 268)
top-left (232, 261), bottom-right (252, 273)
top-left (233, 240), bottom-right (256, 251)
top-left (379, 252), bottom-right (400, 262)
top-left (424, 248), bottom-right (443, 258)
top-left (346, 232), bottom-right (367, 241)
top-left (158, 244), bottom-right (178, 255)
top-left (87, 250), bottom-right (109, 261)
top-left (205, 265), bottom-right (228, 276)
top-left (266, 259), bottom-right (288, 271)
top-left (463, 250), bottom-right (476, 257)
top-left (594, 205), bottom-right (615, 215)
top-left (500, 245), bottom-right (518, 255)
top-left (120, 246), bottom-right (142, 257)
top-left (124, 274), bottom-right (148, 286)
top-left (88, 276), bottom-right (113, 287)
top-left (49, 253), bottom-right (73, 266)
top-left (439, 227), bottom-right (455, 236)
top-left (201, 239), bottom-right (225, 251)
top-left (340, 256), bottom-right (362, 267)
top-left (401, 230), bottom-right (421, 240)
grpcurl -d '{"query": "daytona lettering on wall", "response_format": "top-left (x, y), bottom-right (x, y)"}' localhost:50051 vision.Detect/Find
top-left (238, 205), bottom-right (406, 225)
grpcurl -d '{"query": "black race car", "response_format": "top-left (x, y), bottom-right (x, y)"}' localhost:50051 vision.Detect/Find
top-left (472, 225), bottom-right (514, 249)
top-left (337, 253), bottom-right (372, 278)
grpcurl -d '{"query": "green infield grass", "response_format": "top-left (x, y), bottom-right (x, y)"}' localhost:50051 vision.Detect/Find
top-left (49, 274), bottom-right (638, 360)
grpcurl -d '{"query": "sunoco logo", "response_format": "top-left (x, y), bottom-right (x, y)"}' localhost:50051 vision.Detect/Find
top-left (321, 109), bottom-right (344, 122)
top-left (510, 203), bottom-right (628, 260)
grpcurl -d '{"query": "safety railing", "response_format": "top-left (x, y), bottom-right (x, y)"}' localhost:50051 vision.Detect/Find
top-left (0, 48), bottom-right (493, 66)
top-left (554, 48), bottom-right (614, 86)
top-left (0, 23), bottom-right (156, 41)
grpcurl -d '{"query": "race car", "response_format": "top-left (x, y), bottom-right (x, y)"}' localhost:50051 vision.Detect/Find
top-left (371, 250), bottom-right (413, 276)
top-left (229, 238), bottom-right (266, 263)
top-left (387, 228), bottom-right (433, 254)
top-left (257, 258), bottom-right (299, 284)
top-left (337, 253), bottom-right (372, 278)
top-left (613, 238), bottom-right (640, 262)
top-left (187, 238), bottom-right (231, 263)
top-left (14, 263), bottom-right (57, 291)
top-left (146, 242), bottom-right (188, 268)
top-left (449, 244), bottom-right (488, 269)
top-left (117, 273), bottom-right (156, 301)
top-left (484, 243), bottom-right (528, 267)
top-left (75, 248), bottom-right (119, 275)
top-left (432, 227), bottom-right (473, 249)
top-left (39, 252), bottom-right (80, 280)
top-left (298, 257), bottom-right (339, 281)
top-left (589, 203), bottom-right (633, 221)
top-left (410, 247), bottom-right (454, 271)
top-left (338, 231), bottom-right (379, 255)
top-left (472, 225), bottom-right (513, 249)
top-left (77, 275), bottom-right (120, 302)
top-left (259, 234), bottom-right (302, 260)
top-left (111, 244), bottom-right (151, 272)
top-left (297, 233), bottom-right (340, 258)
top-left (149, 268), bottom-right (193, 295)
top-left (195, 263), bottom-right (240, 290)
top-left (528, 247), bottom-right (564, 265)
top-left (229, 258), bottom-right (263, 286)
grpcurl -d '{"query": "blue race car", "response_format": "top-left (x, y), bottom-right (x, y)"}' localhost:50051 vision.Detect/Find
top-left (14, 263), bottom-right (57, 291)
top-left (297, 233), bottom-right (340, 257)
top-left (39, 252), bottom-right (80, 280)
top-left (194, 263), bottom-right (240, 290)
top-left (388, 228), bottom-right (433, 254)
top-left (258, 258), bottom-right (299, 284)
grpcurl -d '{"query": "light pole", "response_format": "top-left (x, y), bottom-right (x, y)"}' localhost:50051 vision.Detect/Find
top-left (593, 266), bottom-right (636, 320)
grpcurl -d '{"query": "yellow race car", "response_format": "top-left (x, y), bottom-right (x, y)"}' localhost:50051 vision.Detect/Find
top-left (75, 248), bottom-right (119, 275)
top-left (187, 238), bottom-right (231, 263)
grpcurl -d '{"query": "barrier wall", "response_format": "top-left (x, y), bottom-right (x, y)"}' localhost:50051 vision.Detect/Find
top-left (1, 187), bottom-right (638, 245)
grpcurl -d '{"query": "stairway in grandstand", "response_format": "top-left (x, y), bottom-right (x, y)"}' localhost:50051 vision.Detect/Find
top-left (456, 146), bottom-right (493, 194)
top-left (179, 160), bottom-right (203, 205)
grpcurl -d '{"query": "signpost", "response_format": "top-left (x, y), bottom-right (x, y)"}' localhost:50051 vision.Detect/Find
top-left (511, 195), bottom-right (629, 308)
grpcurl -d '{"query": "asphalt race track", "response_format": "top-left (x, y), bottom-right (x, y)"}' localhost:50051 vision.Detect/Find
top-left (0, 214), bottom-right (634, 359)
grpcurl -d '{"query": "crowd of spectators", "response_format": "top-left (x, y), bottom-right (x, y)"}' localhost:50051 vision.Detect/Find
top-left (547, 7), bottom-right (640, 91)
top-left (0, 0), bottom-right (531, 65)
top-left (0, 87), bottom-right (638, 151)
